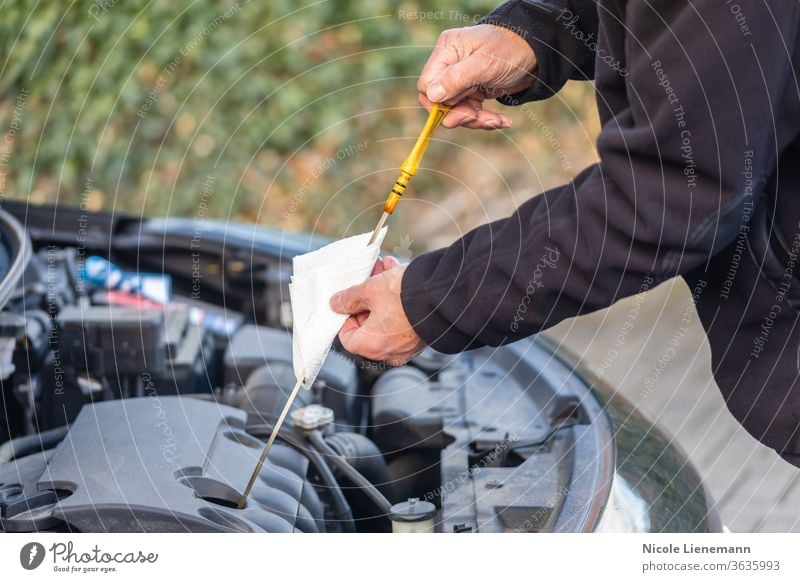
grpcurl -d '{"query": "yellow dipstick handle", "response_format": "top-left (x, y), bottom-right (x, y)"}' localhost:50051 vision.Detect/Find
top-left (367, 102), bottom-right (452, 246)
top-left (383, 102), bottom-right (452, 215)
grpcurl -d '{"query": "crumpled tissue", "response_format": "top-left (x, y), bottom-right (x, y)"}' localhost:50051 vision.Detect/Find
top-left (290, 227), bottom-right (387, 388)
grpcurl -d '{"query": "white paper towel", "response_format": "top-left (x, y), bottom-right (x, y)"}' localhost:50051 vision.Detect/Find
top-left (290, 227), bottom-right (387, 388)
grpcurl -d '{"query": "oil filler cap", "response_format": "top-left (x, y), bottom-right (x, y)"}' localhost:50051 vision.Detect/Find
top-left (290, 404), bottom-right (334, 430)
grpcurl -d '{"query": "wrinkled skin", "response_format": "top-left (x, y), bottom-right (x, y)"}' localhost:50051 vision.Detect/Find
top-left (417, 24), bottom-right (537, 129)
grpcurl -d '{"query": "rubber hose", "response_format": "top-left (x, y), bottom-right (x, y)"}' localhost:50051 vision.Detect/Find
top-left (324, 432), bottom-right (397, 503)
top-left (0, 424), bottom-right (69, 463)
top-left (308, 429), bottom-right (393, 516)
top-left (247, 423), bottom-right (356, 533)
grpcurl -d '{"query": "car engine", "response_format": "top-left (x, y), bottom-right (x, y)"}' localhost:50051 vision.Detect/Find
top-left (0, 205), bottom-right (719, 533)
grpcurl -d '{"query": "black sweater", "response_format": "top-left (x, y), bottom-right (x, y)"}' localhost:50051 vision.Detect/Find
top-left (401, 0), bottom-right (800, 460)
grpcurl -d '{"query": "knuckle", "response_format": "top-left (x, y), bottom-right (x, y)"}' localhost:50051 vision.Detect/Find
top-left (345, 334), bottom-right (364, 353)
top-left (363, 279), bottom-right (379, 296)
top-left (364, 348), bottom-right (381, 361)
top-left (448, 69), bottom-right (466, 89)
top-left (338, 334), bottom-right (353, 352)
top-left (448, 27), bottom-right (466, 41)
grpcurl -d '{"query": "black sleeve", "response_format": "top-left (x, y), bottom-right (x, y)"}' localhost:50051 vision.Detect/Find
top-left (481, 0), bottom-right (600, 102)
top-left (402, 0), bottom-right (798, 353)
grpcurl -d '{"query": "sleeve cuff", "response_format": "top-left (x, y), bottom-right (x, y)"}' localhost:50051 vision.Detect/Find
top-left (400, 250), bottom-right (481, 354)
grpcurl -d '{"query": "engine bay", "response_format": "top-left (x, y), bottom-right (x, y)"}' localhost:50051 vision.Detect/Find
top-left (0, 205), bottom-right (620, 533)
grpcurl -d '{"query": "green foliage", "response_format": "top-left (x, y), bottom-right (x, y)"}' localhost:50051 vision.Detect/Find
top-left (0, 0), bottom-right (596, 245)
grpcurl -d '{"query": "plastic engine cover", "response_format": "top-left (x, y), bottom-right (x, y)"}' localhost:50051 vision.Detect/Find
top-left (0, 397), bottom-right (324, 532)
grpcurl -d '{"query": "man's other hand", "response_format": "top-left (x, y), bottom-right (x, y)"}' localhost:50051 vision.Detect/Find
top-left (418, 24), bottom-right (537, 130)
top-left (330, 256), bottom-right (425, 367)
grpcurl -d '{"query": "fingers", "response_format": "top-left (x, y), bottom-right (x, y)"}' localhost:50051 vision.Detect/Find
top-left (370, 257), bottom-right (384, 276)
top-left (419, 29), bottom-right (490, 105)
top-left (353, 310), bottom-right (369, 326)
top-left (338, 316), bottom-right (388, 362)
top-left (425, 55), bottom-right (484, 103)
top-left (417, 24), bottom-right (530, 132)
top-left (382, 256), bottom-right (400, 270)
top-left (371, 255), bottom-right (401, 276)
top-left (418, 29), bottom-right (461, 97)
top-left (330, 280), bottom-right (372, 315)
top-left (461, 108), bottom-right (512, 130)
top-left (337, 323), bottom-right (376, 361)
top-left (419, 93), bottom-right (511, 130)
top-left (448, 100), bottom-right (512, 129)
top-left (338, 317), bottom-right (403, 363)
top-left (333, 265), bottom-right (421, 364)
top-left (338, 322), bottom-right (420, 367)
top-left (369, 256), bottom-right (396, 278)
top-left (333, 257), bottom-right (401, 315)
top-left (338, 314), bottom-right (361, 336)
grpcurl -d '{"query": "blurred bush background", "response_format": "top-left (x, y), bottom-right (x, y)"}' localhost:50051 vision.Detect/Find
top-left (0, 0), bottom-right (598, 252)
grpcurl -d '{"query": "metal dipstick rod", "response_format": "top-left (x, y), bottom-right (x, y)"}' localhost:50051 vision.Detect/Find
top-left (237, 372), bottom-right (306, 509)
top-left (238, 102), bottom-right (452, 510)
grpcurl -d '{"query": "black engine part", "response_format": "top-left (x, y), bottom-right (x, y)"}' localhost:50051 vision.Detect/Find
top-left (371, 347), bottom-right (600, 533)
top-left (37, 305), bottom-right (216, 430)
top-left (224, 324), bottom-right (359, 428)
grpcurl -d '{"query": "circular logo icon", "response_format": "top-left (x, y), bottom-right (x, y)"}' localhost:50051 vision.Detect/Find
top-left (20, 542), bottom-right (45, 570)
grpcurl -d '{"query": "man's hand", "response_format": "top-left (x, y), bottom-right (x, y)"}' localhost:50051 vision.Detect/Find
top-left (418, 24), bottom-right (537, 130)
top-left (330, 256), bottom-right (425, 367)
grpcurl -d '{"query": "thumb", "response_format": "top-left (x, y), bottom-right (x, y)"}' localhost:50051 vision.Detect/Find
top-left (426, 54), bottom-right (486, 103)
top-left (330, 280), bottom-right (372, 315)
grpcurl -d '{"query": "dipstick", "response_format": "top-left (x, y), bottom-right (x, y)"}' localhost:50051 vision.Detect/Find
top-left (239, 104), bottom-right (452, 508)
top-left (367, 102), bottom-right (452, 245)
top-left (367, 211), bottom-right (390, 246)
top-left (237, 371), bottom-right (306, 509)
